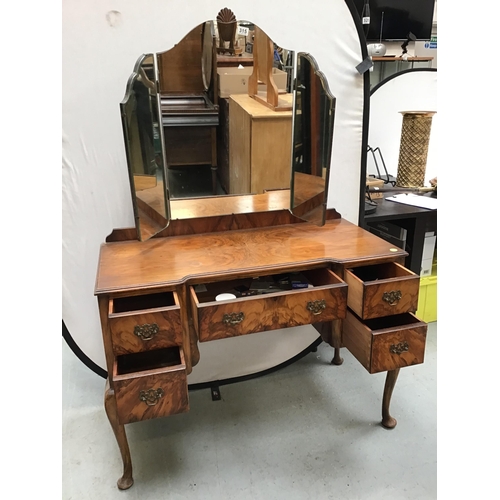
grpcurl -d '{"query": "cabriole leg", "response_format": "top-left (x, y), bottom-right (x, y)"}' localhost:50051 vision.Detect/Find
top-left (104, 381), bottom-right (134, 490)
top-left (381, 368), bottom-right (400, 429)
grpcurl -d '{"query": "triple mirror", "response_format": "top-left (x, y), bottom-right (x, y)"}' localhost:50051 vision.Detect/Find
top-left (120, 54), bottom-right (170, 239)
top-left (120, 16), bottom-right (336, 241)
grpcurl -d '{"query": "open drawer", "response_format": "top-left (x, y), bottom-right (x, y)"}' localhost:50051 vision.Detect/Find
top-left (342, 310), bottom-right (427, 374)
top-left (189, 268), bottom-right (347, 342)
top-left (112, 346), bottom-right (189, 424)
top-left (108, 291), bottom-right (183, 355)
top-left (344, 262), bottom-right (420, 319)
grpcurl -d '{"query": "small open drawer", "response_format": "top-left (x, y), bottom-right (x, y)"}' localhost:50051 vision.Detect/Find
top-left (342, 310), bottom-right (427, 374)
top-left (189, 268), bottom-right (347, 342)
top-left (344, 262), bottom-right (420, 319)
top-left (108, 291), bottom-right (183, 355)
top-left (112, 346), bottom-right (189, 424)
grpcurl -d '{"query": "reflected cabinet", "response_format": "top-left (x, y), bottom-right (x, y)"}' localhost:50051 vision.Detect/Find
top-left (228, 93), bottom-right (293, 194)
top-left (100, 14), bottom-right (429, 490)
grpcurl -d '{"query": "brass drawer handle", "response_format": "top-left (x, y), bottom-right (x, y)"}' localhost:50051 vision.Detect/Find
top-left (307, 299), bottom-right (326, 315)
top-left (223, 312), bottom-right (245, 326)
top-left (134, 323), bottom-right (159, 341)
top-left (139, 388), bottom-right (164, 406)
top-left (390, 341), bottom-right (409, 355)
top-left (382, 290), bottom-right (402, 306)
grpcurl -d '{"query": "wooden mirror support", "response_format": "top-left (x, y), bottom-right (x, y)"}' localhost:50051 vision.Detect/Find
top-left (121, 21), bottom-right (337, 243)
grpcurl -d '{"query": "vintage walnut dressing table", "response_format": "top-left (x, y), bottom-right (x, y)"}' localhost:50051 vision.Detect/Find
top-left (97, 21), bottom-right (428, 490)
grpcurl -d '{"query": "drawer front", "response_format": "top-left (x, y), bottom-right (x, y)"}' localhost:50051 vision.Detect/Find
top-left (343, 311), bottom-right (427, 374)
top-left (191, 273), bottom-right (347, 342)
top-left (345, 262), bottom-right (420, 319)
top-left (113, 350), bottom-right (189, 424)
top-left (109, 294), bottom-right (183, 355)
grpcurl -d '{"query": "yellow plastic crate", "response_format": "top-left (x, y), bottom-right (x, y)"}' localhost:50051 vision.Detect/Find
top-left (416, 264), bottom-right (437, 323)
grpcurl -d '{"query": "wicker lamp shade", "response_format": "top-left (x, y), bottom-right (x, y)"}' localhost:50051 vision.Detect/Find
top-left (396, 111), bottom-right (436, 188)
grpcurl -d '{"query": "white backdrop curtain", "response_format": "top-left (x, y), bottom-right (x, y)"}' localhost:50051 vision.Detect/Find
top-left (62, 0), bottom-right (366, 382)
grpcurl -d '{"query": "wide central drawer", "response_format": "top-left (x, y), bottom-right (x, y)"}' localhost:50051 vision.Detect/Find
top-left (108, 291), bottom-right (183, 355)
top-left (189, 268), bottom-right (347, 342)
top-left (112, 346), bottom-right (189, 424)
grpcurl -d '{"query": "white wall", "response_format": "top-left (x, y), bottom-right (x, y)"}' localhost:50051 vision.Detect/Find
top-left (367, 71), bottom-right (438, 185)
top-left (62, 0), bottom-right (366, 378)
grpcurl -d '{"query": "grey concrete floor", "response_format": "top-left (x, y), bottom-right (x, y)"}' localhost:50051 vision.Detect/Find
top-left (62, 322), bottom-right (437, 499)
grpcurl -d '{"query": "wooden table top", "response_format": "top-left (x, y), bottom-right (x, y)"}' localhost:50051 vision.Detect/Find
top-left (95, 218), bottom-right (406, 295)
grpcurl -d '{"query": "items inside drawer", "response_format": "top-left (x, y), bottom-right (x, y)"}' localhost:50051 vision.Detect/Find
top-left (363, 312), bottom-right (423, 331)
top-left (116, 346), bottom-right (182, 375)
top-left (194, 269), bottom-right (341, 304)
top-left (347, 262), bottom-right (412, 282)
top-left (112, 292), bottom-right (176, 313)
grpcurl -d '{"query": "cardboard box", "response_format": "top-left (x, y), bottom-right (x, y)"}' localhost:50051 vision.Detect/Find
top-left (421, 259), bottom-right (433, 277)
top-left (217, 67), bottom-right (287, 98)
top-left (421, 233), bottom-right (436, 276)
top-left (217, 67), bottom-right (252, 98)
top-left (366, 177), bottom-right (384, 189)
top-left (260, 68), bottom-right (287, 94)
top-left (366, 177), bottom-right (384, 199)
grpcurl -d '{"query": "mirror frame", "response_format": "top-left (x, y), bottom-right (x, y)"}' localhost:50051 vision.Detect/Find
top-left (120, 53), bottom-right (170, 241)
top-left (290, 52), bottom-right (336, 226)
top-left (121, 24), bottom-right (337, 240)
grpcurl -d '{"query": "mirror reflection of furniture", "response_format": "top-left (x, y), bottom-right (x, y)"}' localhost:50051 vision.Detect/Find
top-left (291, 53), bottom-right (336, 225)
top-left (228, 93), bottom-right (293, 194)
top-left (120, 54), bottom-right (170, 242)
top-left (157, 22), bottom-right (219, 195)
top-left (248, 26), bottom-right (292, 111)
top-left (216, 8), bottom-right (240, 55)
top-left (120, 21), bottom-right (337, 242)
top-left (217, 52), bottom-right (253, 67)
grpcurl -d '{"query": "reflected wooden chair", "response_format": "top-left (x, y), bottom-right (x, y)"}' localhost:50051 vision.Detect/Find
top-left (248, 26), bottom-right (292, 112)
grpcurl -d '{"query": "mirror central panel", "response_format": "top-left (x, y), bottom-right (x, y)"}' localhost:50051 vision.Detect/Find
top-left (120, 13), bottom-right (336, 241)
top-left (157, 19), bottom-right (295, 202)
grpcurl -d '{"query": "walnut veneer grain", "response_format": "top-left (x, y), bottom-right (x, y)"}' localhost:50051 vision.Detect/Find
top-left (97, 205), bottom-right (425, 489)
top-left (342, 311), bottom-right (427, 374)
top-left (190, 271), bottom-right (347, 342)
top-left (344, 262), bottom-right (420, 319)
top-left (96, 218), bottom-right (407, 295)
top-left (108, 293), bottom-right (183, 356)
top-left (112, 348), bottom-right (189, 424)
